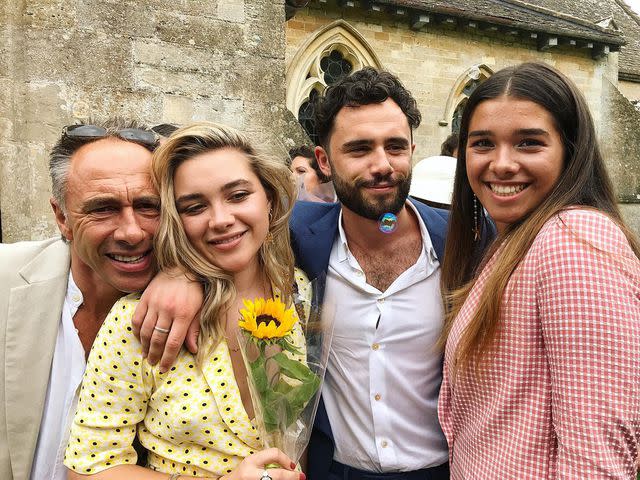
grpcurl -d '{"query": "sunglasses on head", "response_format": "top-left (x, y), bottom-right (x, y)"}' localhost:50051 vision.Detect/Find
top-left (62, 124), bottom-right (158, 147)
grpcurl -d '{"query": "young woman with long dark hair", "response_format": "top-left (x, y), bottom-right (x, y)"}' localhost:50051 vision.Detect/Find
top-left (439, 62), bottom-right (640, 478)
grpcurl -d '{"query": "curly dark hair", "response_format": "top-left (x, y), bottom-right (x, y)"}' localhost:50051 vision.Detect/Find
top-left (314, 67), bottom-right (421, 148)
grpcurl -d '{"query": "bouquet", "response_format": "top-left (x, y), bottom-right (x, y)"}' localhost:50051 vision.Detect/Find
top-left (236, 278), bottom-right (332, 464)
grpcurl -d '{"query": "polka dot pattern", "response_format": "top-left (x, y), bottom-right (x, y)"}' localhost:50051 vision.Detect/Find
top-left (64, 269), bottom-right (311, 476)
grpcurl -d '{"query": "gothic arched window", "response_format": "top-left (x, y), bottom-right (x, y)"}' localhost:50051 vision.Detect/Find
top-left (442, 65), bottom-right (493, 134)
top-left (286, 20), bottom-right (382, 143)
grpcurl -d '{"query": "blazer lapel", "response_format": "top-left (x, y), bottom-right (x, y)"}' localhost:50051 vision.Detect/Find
top-left (5, 242), bottom-right (68, 480)
top-left (295, 204), bottom-right (340, 281)
top-left (409, 198), bottom-right (448, 260)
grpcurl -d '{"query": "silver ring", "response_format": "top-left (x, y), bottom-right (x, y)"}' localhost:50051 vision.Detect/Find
top-left (260, 469), bottom-right (272, 480)
top-left (154, 325), bottom-right (170, 334)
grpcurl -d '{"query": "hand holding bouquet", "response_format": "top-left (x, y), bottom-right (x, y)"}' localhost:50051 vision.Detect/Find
top-left (236, 279), bottom-right (332, 465)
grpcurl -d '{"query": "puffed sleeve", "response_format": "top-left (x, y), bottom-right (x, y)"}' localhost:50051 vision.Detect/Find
top-left (536, 211), bottom-right (640, 479)
top-left (64, 294), bottom-right (154, 474)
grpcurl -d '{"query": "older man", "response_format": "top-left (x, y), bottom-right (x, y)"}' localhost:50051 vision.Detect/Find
top-left (0, 119), bottom-right (201, 480)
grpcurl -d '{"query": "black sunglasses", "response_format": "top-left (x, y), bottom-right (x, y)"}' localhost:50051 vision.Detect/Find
top-left (62, 124), bottom-right (158, 147)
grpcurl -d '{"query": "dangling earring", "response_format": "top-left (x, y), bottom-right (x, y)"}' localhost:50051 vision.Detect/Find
top-left (473, 195), bottom-right (481, 241)
top-left (265, 208), bottom-right (274, 244)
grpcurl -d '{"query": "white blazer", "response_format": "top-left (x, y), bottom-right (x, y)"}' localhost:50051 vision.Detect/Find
top-left (0, 237), bottom-right (70, 480)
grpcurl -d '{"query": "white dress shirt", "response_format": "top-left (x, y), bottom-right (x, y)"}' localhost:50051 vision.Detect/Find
top-left (322, 202), bottom-right (449, 472)
top-left (30, 274), bottom-right (86, 480)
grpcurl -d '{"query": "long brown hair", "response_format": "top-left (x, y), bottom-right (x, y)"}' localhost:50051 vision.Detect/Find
top-left (440, 62), bottom-right (640, 374)
top-left (152, 122), bottom-right (296, 365)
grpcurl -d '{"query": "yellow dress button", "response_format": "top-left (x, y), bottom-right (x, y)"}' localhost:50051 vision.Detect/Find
top-left (372, 343), bottom-right (379, 351)
top-left (381, 440), bottom-right (388, 448)
top-left (374, 394), bottom-right (381, 401)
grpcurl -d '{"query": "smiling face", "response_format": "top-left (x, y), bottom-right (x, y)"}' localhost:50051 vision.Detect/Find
top-left (53, 138), bottom-right (160, 296)
top-left (316, 98), bottom-right (414, 220)
top-left (465, 96), bottom-right (565, 233)
top-left (173, 147), bottom-right (271, 277)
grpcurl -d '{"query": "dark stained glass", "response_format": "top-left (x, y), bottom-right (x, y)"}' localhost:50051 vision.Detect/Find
top-left (320, 50), bottom-right (353, 86)
top-left (298, 89), bottom-right (320, 144)
top-left (452, 99), bottom-right (467, 134)
top-left (462, 78), bottom-right (481, 97)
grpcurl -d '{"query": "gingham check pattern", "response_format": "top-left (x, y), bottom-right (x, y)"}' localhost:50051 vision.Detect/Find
top-left (439, 209), bottom-right (640, 479)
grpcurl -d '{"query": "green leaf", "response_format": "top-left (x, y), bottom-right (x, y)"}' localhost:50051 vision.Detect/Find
top-left (249, 356), bottom-right (268, 394)
top-left (271, 352), bottom-right (315, 382)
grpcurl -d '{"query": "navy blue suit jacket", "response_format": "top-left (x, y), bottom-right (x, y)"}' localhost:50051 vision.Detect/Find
top-left (289, 198), bottom-right (449, 479)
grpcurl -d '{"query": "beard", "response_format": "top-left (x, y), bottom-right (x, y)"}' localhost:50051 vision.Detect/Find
top-left (332, 169), bottom-right (412, 221)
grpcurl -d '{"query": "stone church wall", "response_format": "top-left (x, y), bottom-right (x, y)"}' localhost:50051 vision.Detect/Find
top-left (286, 6), bottom-right (615, 161)
top-left (0, 0), bottom-right (307, 242)
top-left (619, 79), bottom-right (640, 103)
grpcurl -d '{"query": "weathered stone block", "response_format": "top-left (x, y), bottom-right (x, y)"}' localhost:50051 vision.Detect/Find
top-left (18, 1), bottom-right (78, 31)
top-left (19, 83), bottom-right (69, 144)
top-left (76, 0), bottom-right (155, 37)
top-left (193, 96), bottom-right (246, 129)
top-left (245, 0), bottom-right (286, 57)
top-left (150, 0), bottom-right (221, 18)
top-left (134, 64), bottom-right (227, 97)
top-left (162, 95), bottom-right (195, 124)
top-left (154, 13), bottom-right (244, 54)
top-left (218, 0), bottom-right (245, 23)
top-left (132, 39), bottom-right (226, 74)
top-left (620, 204), bottom-right (640, 236)
top-left (21, 29), bottom-right (134, 88)
top-left (601, 79), bottom-right (640, 200)
top-left (0, 142), bottom-right (56, 242)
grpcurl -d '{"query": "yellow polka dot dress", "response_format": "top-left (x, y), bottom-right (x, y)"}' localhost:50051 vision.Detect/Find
top-left (64, 269), bottom-right (310, 477)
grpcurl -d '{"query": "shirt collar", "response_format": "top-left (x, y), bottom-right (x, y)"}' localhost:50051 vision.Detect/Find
top-left (336, 201), bottom-right (439, 265)
top-left (66, 271), bottom-right (84, 309)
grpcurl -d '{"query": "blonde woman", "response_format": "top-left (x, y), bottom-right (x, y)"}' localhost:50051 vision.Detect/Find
top-left (438, 62), bottom-right (640, 478)
top-left (65, 122), bottom-right (307, 480)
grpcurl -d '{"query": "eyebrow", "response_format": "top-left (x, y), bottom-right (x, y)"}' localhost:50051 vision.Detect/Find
top-left (342, 139), bottom-right (371, 150)
top-left (133, 195), bottom-right (160, 207)
top-left (468, 128), bottom-right (550, 137)
top-left (342, 137), bottom-right (410, 149)
top-left (82, 195), bottom-right (160, 212)
top-left (174, 179), bottom-right (253, 205)
top-left (82, 197), bottom-right (119, 212)
top-left (175, 193), bottom-right (204, 206)
top-left (221, 179), bottom-right (252, 192)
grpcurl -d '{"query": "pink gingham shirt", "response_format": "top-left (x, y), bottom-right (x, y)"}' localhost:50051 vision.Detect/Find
top-left (439, 209), bottom-right (640, 479)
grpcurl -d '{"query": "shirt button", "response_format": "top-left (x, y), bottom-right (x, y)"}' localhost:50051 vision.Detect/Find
top-left (381, 440), bottom-right (388, 448)
top-left (374, 393), bottom-right (381, 401)
top-left (372, 343), bottom-right (379, 351)
top-left (72, 294), bottom-right (81, 303)
top-left (377, 298), bottom-right (384, 304)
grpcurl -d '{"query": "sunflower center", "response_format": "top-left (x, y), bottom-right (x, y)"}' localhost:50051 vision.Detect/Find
top-left (257, 314), bottom-right (280, 327)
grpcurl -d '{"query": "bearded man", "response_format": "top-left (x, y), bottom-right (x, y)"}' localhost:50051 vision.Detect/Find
top-left (290, 67), bottom-right (452, 480)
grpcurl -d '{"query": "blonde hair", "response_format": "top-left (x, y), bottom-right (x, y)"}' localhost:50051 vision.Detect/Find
top-left (152, 122), bottom-right (296, 364)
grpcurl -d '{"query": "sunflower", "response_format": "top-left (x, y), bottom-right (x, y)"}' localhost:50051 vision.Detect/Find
top-left (238, 297), bottom-right (298, 339)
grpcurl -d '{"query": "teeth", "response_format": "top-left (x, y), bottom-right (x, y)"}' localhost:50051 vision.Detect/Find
top-left (490, 184), bottom-right (526, 196)
top-left (111, 253), bottom-right (145, 263)
top-left (213, 233), bottom-right (243, 245)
